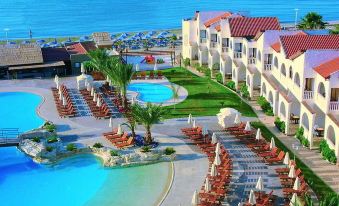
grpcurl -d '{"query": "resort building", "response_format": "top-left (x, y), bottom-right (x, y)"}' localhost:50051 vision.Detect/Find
top-left (65, 41), bottom-right (97, 74)
top-left (182, 12), bottom-right (339, 157)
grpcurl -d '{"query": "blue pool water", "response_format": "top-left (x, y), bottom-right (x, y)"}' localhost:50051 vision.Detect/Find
top-left (128, 83), bottom-right (174, 103)
top-left (0, 0), bottom-right (338, 38)
top-left (0, 92), bottom-right (171, 206)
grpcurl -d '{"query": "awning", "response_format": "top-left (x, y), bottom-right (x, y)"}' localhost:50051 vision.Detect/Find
top-left (8, 61), bottom-right (65, 71)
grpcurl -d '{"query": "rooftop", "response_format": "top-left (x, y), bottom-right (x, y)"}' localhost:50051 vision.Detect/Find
top-left (0, 44), bottom-right (43, 66)
top-left (204, 12), bottom-right (232, 27)
top-left (41, 47), bottom-right (70, 62)
top-left (314, 56), bottom-right (339, 79)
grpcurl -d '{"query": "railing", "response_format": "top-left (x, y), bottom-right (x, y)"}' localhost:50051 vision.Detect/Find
top-left (303, 91), bottom-right (314, 100)
top-left (210, 42), bottom-right (217, 48)
top-left (329, 102), bottom-right (339, 111)
top-left (222, 47), bottom-right (229, 53)
top-left (264, 64), bottom-right (272, 71)
top-left (233, 52), bottom-right (242, 59)
top-left (248, 57), bottom-right (256, 64)
top-left (200, 38), bottom-right (207, 44)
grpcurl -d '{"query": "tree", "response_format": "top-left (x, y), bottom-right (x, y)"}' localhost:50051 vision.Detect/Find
top-left (169, 35), bottom-right (177, 49)
top-left (319, 193), bottom-right (339, 206)
top-left (297, 12), bottom-right (326, 29)
top-left (122, 117), bottom-right (137, 138)
top-left (85, 49), bottom-right (111, 72)
top-left (330, 25), bottom-right (339, 34)
top-left (131, 103), bottom-right (165, 145)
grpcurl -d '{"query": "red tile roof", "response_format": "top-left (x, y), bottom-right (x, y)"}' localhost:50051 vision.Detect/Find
top-left (204, 12), bottom-right (232, 27)
top-left (229, 17), bottom-right (280, 38)
top-left (280, 35), bottom-right (339, 59)
top-left (271, 42), bottom-right (281, 52)
top-left (67, 43), bottom-right (87, 55)
top-left (215, 25), bottom-right (221, 32)
top-left (314, 57), bottom-right (339, 79)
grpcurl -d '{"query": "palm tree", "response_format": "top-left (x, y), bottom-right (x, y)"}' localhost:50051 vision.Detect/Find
top-left (85, 49), bottom-right (111, 73)
top-left (131, 103), bottom-right (165, 145)
top-left (297, 12), bottom-right (326, 29)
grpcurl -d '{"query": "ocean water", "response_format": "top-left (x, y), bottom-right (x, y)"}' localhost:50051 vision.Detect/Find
top-left (0, 0), bottom-right (338, 39)
top-left (0, 92), bottom-right (171, 206)
top-left (128, 83), bottom-right (174, 103)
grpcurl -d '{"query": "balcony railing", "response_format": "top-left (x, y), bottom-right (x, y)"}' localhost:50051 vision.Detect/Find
top-left (233, 52), bottom-right (242, 59)
top-left (222, 47), bottom-right (229, 53)
top-left (248, 57), bottom-right (256, 64)
top-left (329, 102), bottom-right (339, 111)
top-left (210, 42), bottom-right (217, 48)
top-left (264, 64), bottom-right (272, 71)
top-left (200, 38), bottom-right (207, 44)
top-left (303, 91), bottom-right (314, 100)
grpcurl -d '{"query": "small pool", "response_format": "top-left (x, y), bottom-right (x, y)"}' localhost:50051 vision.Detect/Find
top-left (128, 83), bottom-right (173, 103)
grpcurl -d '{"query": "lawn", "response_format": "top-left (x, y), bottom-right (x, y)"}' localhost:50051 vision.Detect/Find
top-left (161, 67), bottom-right (256, 119)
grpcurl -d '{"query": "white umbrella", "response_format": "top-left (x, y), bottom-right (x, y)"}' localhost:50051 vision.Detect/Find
top-left (289, 193), bottom-right (298, 206)
top-left (211, 133), bottom-right (218, 144)
top-left (96, 98), bottom-right (101, 107)
top-left (202, 128), bottom-right (208, 136)
top-left (59, 92), bottom-right (63, 101)
top-left (187, 114), bottom-right (192, 124)
top-left (131, 97), bottom-right (135, 104)
top-left (255, 176), bottom-right (264, 191)
top-left (54, 74), bottom-right (59, 83)
top-left (85, 79), bottom-right (88, 87)
top-left (58, 85), bottom-right (62, 95)
top-left (244, 121), bottom-right (251, 131)
top-left (154, 62), bottom-right (158, 71)
top-left (248, 189), bottom-right (256, 205)
top-left (109, 117), bottom-right (113, 128)
top-left (135, 64), bottom-right (140, 72)
top-left (255, 129), bottom-right (261, 141)
top-left (117, 124), bottom-right (123, 135)
top-left (192, 119), bottom-right (196, 128)
top-left (191, 190), bottom-right (200, 206)
top-left (87, 83), bottom-right (91, 92)
top-left (106, 75), bottom-right (110, 82)
top-left (56, 78), bottom-right (59, 89)
top-left (288, 165), bottom-right (296, 178)
top-left (214, 153), bottom-right (221, 166)
top-left (210, 163), bottom-right (217, 176)
top-left (234, 113), bottom-right (241, 124)
top-left (81, 63), bottom-right (85, 73)
top-left (270, 137), bottom-right (275, 150)
top-left (93, 93), bottom-right (97, 102)
top-left (62, 97), bottom-right (66, 106)
top-left (283, 152), bottom-right (290, 166)
top-left (293, 177), bottom-right (300, 190)
top-left (215, 142), bottom-right (221, 154)
top-left (91, 87), bottom-right (94, 96)
top-left (204, 177), bottom-right (211, 192)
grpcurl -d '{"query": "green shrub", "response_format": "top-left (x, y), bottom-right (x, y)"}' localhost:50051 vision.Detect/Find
top-left (319, 140), bottom-right (337, 164)
top-left (141, 146), bottom-right (151, 153)
top-left (226, 81), bottom-right (236, 91)
top-left (274, 117), bottom-right (286, 133)
top-left (32, 137), bottom-right (40, 143)
top-left (47, 136), bottom-right (58, 143)
top-left (319, 193), bottom-right (339, 206)
top-left (46, 146), bottom-right (53, 152)
top-left (43, 122), bottom-right (56, 132)
top-left (110, 150), bottom-right (119, 157)
top-left (164, 147), bottom-right (176, 155)
top-left (183, 58), bottom-right (190, 67)
top-left (93, 142), bottom-right (103, 148)
top-left (215, 73), bottom-right (223, 84)
top-left (256, 96), bottom-right (274, 116)
top-left (157, 58), bottom-right (164, 64)
top-left (212, 63), bottom-right (220, 70)
top-left (240, 84), bottom-right (250, 99)
top-left (66, 143), bottom-right (77, 151)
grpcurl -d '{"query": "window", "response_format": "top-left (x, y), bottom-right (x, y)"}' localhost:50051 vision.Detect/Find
top-left (75, 62), bottom-right (81, 68)
top-left (294, 73), bottom-right (300, 87)
top-left (249, 48), bottom-right (257, 58)
top-left (281, 64), bottom-right (286, 76)
top-left (289, 66), bottom-right (293, 79)
top-left (222, 38), bottom-right (229, 47)
top-left (274, 57), bottom-right (278, 68)
top-left (318, 82), bottom-right (326, 97)
top-left (210, 34), bottom-right (217, 42)
top-left (200, 30), bottom-right (206, 38)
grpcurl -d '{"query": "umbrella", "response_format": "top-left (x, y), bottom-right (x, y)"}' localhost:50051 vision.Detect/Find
top-left (93, 93), bottom-right (97, 102)
top-left (204, 178), bottom-right (211, 192)
top-left (210, 163), bottom-right (217, 176)
top-left (270, 138), bottom-right (276, 149)
top-left (91, 87), bottom-right (94, 96)
top-left (21, 40), bottom-right (30, 44)
top-left (81, 63), bottom-right (86, 73)
top-left (135, 64), bottom-right (140, 71)
top-left (40, 43), bottom-right (49, 48)
top-left (79, 36), bottom-right (90, 42)
top-left (54, 74), bottom-right (59, 83)
top-left (283, 152), bottom-right (290, 165)
top-left (36, 39), bottom-right (45, 44)
top-left (191, 190), bottom-right (200, 206)
top-left (87, 83), bottom-right (91, 92)
top-left (255, 176), bottom-right (264, 191)
top-left (154, 62), bottom-right (158, 71)
top-left (244, 121), bottom-right (251, 131)
top-left (214, 153), bottom-right (221, 166)
top-left (255, 129), bottom-right (261, 140)
top-left (288, 165), bottom-right (296, 178)
top-left (59, 92), bottom-right (63, 101)
top-left (96, 98), bottom-right (101, 107)
top-left (215, 142), bottom-right (221, 155)
top-left (211, 133), bottom-right (218, 144)
top-left (248, 189), bottom-right (256, 205)
top-left (131, 97), bottom-right (135, 104)
top-left (117, 124), bottom-right (123, 135)
top-left (289, 193), bottom-right (298, 206)
top-left (62, 97), bottom-right (66, 106)
top-left (109, 117), bottom-right (113, 128)
top-left (192, 119), bottom-right (196, 128)
top-left (187, 114), bottom-right (192, 124)
top-left (234, 113), bottom-right (241, 124)
top-left (202, 128), bottom-right (208, 136)
top-left (293, 177), bottom-right (300, 190)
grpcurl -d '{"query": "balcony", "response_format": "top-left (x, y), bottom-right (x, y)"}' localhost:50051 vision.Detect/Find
top-left (264, 64), bottom-right (272, 71)
top-left (222, 47), bottom-right (229, 53)
top-left (248, 57), bottom-right (256, 64)
top-left (303, 91), bottom-right (314, 100)
top-left (233, 52), bottom-right (242, 59)
top-left (210, 42), bottom-right (217, 48)
top-left (200, 38), bottom-right (207, 44)
top-left (329, 102), bottom-right (339, 111)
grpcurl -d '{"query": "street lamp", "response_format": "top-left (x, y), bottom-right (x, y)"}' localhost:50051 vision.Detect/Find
top-left (294, 9), bottom-right (299, 29)
top-left (4, 28), bottom-right (10, 44)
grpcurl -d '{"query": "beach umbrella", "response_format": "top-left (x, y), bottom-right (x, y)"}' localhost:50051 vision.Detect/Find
top-left (21, 40), bottom-right (30, 44)
top-left (234, 113), bottom-right (241, 124)
top-left (293, 177), bottom-right (300, 190)
top-left (289, 193), bottom-right (298, 206)
top-left (255, 129), bottom-right (261, 141)
top-left (154, 62), bottom-right (158, 71)
top-left (192, 119), bottom-right (196, 128)
top-left (215, 142), bottom-right (221, 155)
top-left (96, 98), bottom-right (101, 107)
top-left (79, 36), bottom-right (90, 42)
top-left (87, 83), bottom-right (91, 92)
top-left (283, 152), bottom-right (290, 166)
top-left (187, 114), bottom-right (192, 124)
top-left (270, 137), bottom-right (275, 150)
top-left (59, 92), bottom-right (63, 101)
top-left (40, 43), bottom-right (49, 48)
top-left (81, 63), bottom-right (85, 74)
top-left (191, 190), bottom-right (200, 206)
top-left (135, 64), bottom-right (140, 72)
top-left (54, 74), bottom-right (58, 83)
top-left (62, 97), bottom-right (66, 106)
top-left (211, 133), bottom-right (218, 144)
top-left (210, 163), bottom-right (217, 176)
top-left (244, 121), bottom-right (251, 131)
top-left (117, 124), bottom-right (123, 135)
top-left (109, 117), bottom-right (113, 128)
top-left (204, 177), bottom-right (211, 192)
top-left (288, 165), bottom-right (296, 178)
top-left (214, 153), bottom-right (221, 166)
top-left (93, 93), bottom-right (97, 102)
top-left (91, 87), bottom-right (94, 96)
top-left (255, 176), bottom-right (264, 191)
top-left (131, 97), bottom-right (136, 104)
top-left (202, 128), bottom-right (208, 136)
top-left (36, 39), bottom-right (45, 44)
top-left (248, 190), bottom-right (256, 205)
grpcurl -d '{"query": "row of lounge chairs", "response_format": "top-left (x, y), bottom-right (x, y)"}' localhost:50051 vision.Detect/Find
top-left (102, 128), bottom-right (134, 149)
top-left (51, 85), bottom-right (76, 117)
top-left (132, 71), bottom-right (163, 80)
top-left (80, 89), bottom-right (111, 119)
top-left (99, 84), bottom-right (130, 114)
top-left (181, 126), bottom-right (233, 206)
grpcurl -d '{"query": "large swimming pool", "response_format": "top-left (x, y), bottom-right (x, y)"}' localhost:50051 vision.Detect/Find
top-left (0, 92), bottom-right (171, 206)
top-left (128, 83), bottom-right (174, 103)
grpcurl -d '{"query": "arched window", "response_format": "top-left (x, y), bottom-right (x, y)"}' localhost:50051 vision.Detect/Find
top-left (289, 66), bottom-right (293, 79)
top-left (301, 113), bottom-right (309, 131)
top-left (294, 73), bottom-right (300, 87)
top-left (243, 45), bottom-right (247, 55)
top-left (257, 50), bottom-right (262, 62)
top-left (280, 101), bottom-right (286, 118)
top-left (281, 64), bottom-right (286, 76)
top-left (247, 75), bottom-right (251, 86)
top-left (274, 57), bottom-right (278, 68)
top-left (262, 82), bottom-right (267, 95)
top-left (318, 82), bottom-right (326, 97)
top-left (327, 125), bottom-right (336, 146)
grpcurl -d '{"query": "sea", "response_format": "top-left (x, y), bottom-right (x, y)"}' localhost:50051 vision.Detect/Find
top-left (0, 0), bottom-right (338, 39)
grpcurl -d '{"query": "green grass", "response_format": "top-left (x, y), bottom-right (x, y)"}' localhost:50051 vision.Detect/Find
top-left (162, 67), bottom-right (256, 119)
top-left (251, 121), bottom-right (335, 198)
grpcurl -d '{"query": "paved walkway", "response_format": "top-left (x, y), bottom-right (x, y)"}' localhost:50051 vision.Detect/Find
top-left (247, 100), bottom-right (339, 193)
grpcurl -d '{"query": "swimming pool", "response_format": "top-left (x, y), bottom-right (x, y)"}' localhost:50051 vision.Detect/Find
top-left (0, 92), bottom-right (171, 206)
top-left (128, 83), bottom-right (174, 103)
